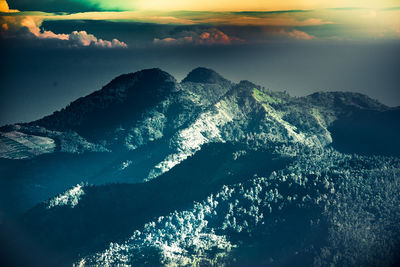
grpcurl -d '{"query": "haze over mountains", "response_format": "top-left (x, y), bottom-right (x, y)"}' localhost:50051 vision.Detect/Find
top-left (0, 68), bottom-right (399, 266)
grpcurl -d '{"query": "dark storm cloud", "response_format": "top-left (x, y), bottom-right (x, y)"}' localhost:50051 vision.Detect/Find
top-left (8, 0), bottom-right (103, 13)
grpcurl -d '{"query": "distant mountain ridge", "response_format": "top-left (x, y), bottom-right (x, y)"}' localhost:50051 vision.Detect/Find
top-left (1, 67), bottom-right (397, 214)
top-left (0, 67), bottom-right (396, 162)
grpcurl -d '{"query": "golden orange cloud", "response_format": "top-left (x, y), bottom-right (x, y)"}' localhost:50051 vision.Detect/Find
top-left (36, 10), bottom-right (332, 27)
top-left (136, 0), bottom-right (400, 11)
top-left (0, 0), bottom-right (18, 12)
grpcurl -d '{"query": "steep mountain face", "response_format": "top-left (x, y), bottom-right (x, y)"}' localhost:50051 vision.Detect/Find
top-left (34, 69), bottom-right (177, 131)
top-left (0, 68), bottom-right (399, 267)
top-left (32, 68), bottom-right (180, 142)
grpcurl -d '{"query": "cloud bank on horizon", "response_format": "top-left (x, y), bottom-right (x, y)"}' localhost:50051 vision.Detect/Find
top-left (1, 0), bottom-right (400, 48)
top-left (6, 0), bottom-right (400, 12)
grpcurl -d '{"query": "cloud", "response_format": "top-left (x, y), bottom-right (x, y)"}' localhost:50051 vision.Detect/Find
top-left (68, 30), bottom-right (127, 48)
top-left (8, 0), bottom-right (105, 13)
top-left (153, 27), bottom-right (319, 45)
top-left (7, 0), bottom-right (400, 13)
top-left (0, 0), bottom-right (18, 12)
top-left (137, 0), bottom-right (400, 12)
top-left (154, 36), bottom-right (193, 45)
top-left (287, 30), bottom-right (316, 40)
top-left (284, 29), bottom-right (316, 40)
top-left (3, 0), bottom-right (399, 45)
top-left (0, 10), bottom-right (127, 48)
top-left (41, 11), bottom-right (196, 25)
top-left (199, 16), bottom-right (332, 27)
top-left (153, 28), bottom-right (242, 46)
top-left (25, 9), bottom-right (331, 27)
top-left (361, 9), bottom-right (377, 18)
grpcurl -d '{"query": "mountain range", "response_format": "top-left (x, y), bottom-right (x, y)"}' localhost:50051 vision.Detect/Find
top-left (0, 67), bottom-right (399, 267)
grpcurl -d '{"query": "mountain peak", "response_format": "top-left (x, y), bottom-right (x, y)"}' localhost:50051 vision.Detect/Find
top-left (134, 68), bottom-right (176, 83)
top-left (182, 67), bottom-right (229, 84)
top-left (31, 68), bottom-right (178, 135)
top-left (103, 68), bottom-right (175, 90)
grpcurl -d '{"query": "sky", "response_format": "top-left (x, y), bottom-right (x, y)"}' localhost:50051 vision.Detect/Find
top-left (0, 0), bottom-right (399, 125)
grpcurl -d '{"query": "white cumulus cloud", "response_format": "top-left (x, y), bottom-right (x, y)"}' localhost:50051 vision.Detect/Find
top-left (0, 0), bottom-right (127, 48)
